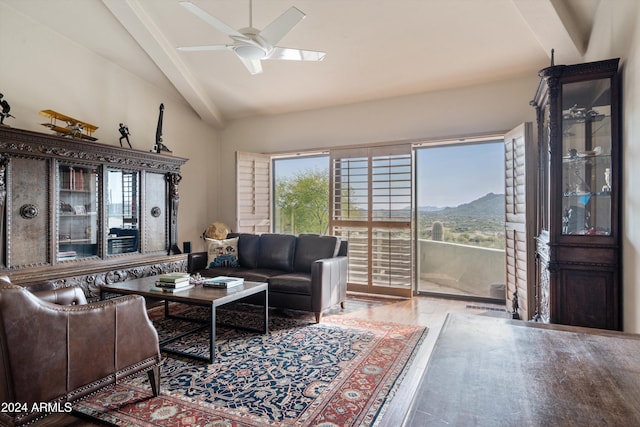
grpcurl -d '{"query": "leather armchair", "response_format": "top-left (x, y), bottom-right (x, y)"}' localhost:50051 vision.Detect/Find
top-left (31, 284), bottom-right (88, 305)
top-left (0, 277), bottom-right (162, 426)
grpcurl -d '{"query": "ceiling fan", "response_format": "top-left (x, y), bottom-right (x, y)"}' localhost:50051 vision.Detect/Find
top-left (177, 1), bottom-right (326, 75)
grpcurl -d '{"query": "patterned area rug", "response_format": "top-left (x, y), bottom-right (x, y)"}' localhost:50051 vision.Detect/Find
top-left (74, 304), bottom-right (427, 426)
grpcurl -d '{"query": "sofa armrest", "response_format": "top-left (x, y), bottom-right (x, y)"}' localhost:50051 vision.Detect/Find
top-left (188, 251), bottom-right (208, 273)
top-left (310, 256), bottom-right (348, 312)
top-left (31, 286), bottom-right (88, 305)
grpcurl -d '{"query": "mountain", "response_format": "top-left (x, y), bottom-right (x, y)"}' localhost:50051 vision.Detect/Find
top-left (418, 206), bottom-right (445, 212)
top-left (441, 192), bottom-right (504, 216)
top-left (418, 193), bottom-right (504, 217)
top-left (418, 193), bottom-right (505, 237)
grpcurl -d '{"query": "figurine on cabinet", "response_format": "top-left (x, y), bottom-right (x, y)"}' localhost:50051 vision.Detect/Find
top-left (0, 93), bottom-right (14, 125)
top-left (602, 168), bottom-right (612, 193)
top-left (118, 123), bottom-right (132, 148)
top-left (153, 103), bottom-right (172, 154)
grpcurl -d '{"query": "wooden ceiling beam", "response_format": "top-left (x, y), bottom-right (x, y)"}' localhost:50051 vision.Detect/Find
top-left (512, 0), bottom-right (586, 65)
top-left (102, 0), bottom-right (225, 128)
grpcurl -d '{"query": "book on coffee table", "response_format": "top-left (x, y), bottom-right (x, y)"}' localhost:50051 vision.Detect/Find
top-left (155, 279), bottom-right (192, 289)
top-left (150, 284), bottom-right (195, 293)
top-left (157, 272), bottom-right (191, 284)
top-left (202, 276), bottom-right (244, 289)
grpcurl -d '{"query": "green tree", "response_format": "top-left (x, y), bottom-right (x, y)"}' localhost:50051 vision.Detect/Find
top-left (275, 169), bottom-right (329, 234)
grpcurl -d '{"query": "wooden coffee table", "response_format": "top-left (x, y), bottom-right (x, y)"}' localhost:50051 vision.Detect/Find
top-left (100, 276), bottom-right (268, 363)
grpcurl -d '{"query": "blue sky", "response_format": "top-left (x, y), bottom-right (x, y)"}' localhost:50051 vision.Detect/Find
top-left (274, 155), bottom-right (329, 179)
top-left (416, 141), bottom-right (504, 207)
top-left (274, 141), bottom-right (505, 208)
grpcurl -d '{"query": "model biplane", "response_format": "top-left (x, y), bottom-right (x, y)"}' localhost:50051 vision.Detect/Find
top-left (39, 109), bottom-right (98, 141)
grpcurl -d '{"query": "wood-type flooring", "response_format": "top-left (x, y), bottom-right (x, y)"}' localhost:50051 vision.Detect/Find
top-left (32, 294), bottom-right (505, 426)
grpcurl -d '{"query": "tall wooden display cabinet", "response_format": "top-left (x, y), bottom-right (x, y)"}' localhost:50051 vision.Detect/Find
top-left (531, 58), bottom-right (621, 330)
top-left (0, 126), bottom-right (188, 299)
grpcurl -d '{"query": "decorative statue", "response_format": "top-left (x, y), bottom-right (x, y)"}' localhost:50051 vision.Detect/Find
top-left (602, 168), bottom-right (612, 192)
top-left (511, 291), bottom-right (520, 320)
top-left (153, 103), bottom-right (172, 154)
top-left (166, 172), bottom-right (182, 254)
top-left (0, 93), bottom-right (15, 125)
top-left (118, 123), bottom-right (132, 148)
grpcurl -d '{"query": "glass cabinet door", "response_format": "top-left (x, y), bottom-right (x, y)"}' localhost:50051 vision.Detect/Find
top-left (57, 164), bottom-right (99, 260)
top-left (106, 169), bottom-right (140, 254)
top-left (561, 78), bottom-right (612, 235)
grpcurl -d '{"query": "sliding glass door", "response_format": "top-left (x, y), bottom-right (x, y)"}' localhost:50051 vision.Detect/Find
top-left (240, 137), bottom-right (507, 302)
top-left (415, 140), bottom-right (506, 300)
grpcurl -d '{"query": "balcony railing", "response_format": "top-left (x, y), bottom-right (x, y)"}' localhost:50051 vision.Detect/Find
top-left (418, 239), bottom-right (506, 299)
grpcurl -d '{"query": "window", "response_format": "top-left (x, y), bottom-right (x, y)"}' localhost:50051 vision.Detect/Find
top-left (272, 155), bottom-right (330, 234)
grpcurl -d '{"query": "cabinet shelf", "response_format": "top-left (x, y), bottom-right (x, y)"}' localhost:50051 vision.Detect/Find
top-left (561, 154), bottom-right (611, 163)
top-left (562, 192), bottom-right (611, 197)
top-left (60, 238), bottom-right (91, 243)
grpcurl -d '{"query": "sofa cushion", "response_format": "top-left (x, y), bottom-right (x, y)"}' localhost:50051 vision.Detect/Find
top-left (268, 272), bottom-right (312, 295)
top-left (257, 234), bottom-right (297, 272)
top-left (205, 237), bottom-right (239, 268)
top-left (228, 233), bottom-right (261, 269)
top-left (293, 234), bottom-right (340, 273)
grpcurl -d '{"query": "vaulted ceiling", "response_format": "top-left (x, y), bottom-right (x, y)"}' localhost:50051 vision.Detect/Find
top-left (4, 0), bottom-right (599, 128)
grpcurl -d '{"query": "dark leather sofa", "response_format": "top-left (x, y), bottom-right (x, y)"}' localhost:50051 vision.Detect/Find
top-left (0, 276), bottom-right (162, 426)
top-left (188, 233), bottom-right (348, 322)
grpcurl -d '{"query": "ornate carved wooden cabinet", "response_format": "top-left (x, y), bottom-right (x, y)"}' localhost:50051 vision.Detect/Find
top-left (531, 58), bottom-right (621, 330)
top-left (0, 127), bottom-right (188, 298)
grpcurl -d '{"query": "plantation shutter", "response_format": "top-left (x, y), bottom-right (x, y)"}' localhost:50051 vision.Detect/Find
top-left (236, 151), bottom-right (271, 233)
top-left (331, 144), bottom-right (413, 298)
top-left (504, 123), bottom-right (536, 320)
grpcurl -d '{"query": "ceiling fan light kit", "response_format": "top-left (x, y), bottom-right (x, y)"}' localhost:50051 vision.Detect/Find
top-left (234, 44), bottom-right (268, 60)
top-left (177, 1), bottom-right (326, 75)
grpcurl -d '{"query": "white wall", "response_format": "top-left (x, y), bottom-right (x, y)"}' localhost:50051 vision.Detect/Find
top-left (0, 3), bottom-right (220, 248)
top-left (580, 0), bottom-right (639, 332)
top-left (591, 0), bottom-right (640, 333)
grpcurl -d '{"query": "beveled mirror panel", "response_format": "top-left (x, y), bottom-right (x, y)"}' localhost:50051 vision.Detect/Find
top-left (107, 169), bottom-right (140, 254)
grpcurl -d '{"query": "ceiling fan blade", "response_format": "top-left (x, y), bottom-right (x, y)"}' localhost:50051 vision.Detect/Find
top-left (259, 6), bottom-right (305, 46)
top-left (268, 47), bottom-right (326, 61)
top-left (177, 44), bottom-right (231, 52)
top-left (179, 1), bottom-right (245, 38)
top-left (238, 57), bottom-right (263, 74)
